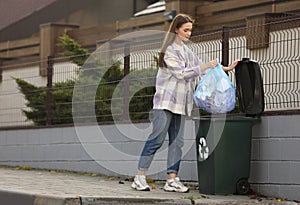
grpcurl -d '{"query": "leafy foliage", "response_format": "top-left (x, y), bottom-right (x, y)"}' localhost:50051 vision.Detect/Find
top-left (58, 31), bottom-right (89, 66)
top-left (14, 78), bottom-right (74, 125)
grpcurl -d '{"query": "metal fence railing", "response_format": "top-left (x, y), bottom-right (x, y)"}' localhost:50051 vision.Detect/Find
top-left (0, 15), bottom-right (299, 128)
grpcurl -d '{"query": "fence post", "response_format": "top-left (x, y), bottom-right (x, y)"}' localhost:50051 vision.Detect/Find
top-left (46, 56), bottom-right (53, 126)
top-left (39, 23), bottom-right (79, 76)
top-left (123, 43), bottom-right (130, 121)
top-left (222, 26), bottom-right (230, 67)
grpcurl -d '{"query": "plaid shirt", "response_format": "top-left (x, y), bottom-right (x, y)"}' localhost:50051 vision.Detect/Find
top-left (153, 42), bottom-right (203, 116)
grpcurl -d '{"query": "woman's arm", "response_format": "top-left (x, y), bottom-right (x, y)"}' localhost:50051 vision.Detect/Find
top-left (222, 60), bottom-right (239, 71)
top-left (202, 59), bottom-right (239, 72)
top-left (199, 60), bottom-right (218, 72)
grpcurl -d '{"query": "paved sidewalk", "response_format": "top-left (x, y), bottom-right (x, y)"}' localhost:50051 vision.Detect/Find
top-left (0, 166), bottom-right (298, 205)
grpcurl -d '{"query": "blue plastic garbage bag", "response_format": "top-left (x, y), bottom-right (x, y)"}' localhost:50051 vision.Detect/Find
top-left (194, 63), bottom-right (236, 114)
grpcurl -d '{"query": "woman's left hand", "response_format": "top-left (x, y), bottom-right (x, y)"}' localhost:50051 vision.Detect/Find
top-left (222, 60), bottom-right (239, 71)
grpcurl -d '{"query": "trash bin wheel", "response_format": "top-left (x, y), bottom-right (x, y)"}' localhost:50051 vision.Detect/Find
top-left (236, 178), bottom-right (250, 195)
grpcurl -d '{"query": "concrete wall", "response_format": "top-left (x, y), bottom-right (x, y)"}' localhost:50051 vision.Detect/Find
top-left (0, 115), bottom-right (299, 201)
top-left (250, 115), bottom-right (300, 201)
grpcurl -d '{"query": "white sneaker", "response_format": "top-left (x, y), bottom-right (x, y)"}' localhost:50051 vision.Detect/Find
top-left (163, 177), bottom-right (189, 193)
top-left (131, 175), bottom-right (150, 191)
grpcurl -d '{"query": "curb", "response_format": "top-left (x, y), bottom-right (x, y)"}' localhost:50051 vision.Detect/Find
top-left (0, 189), bottom-right (35, 205)
top-left (1, 189), bottom-right (299, 205)
top-left (34, 195), bottom-right (69, 205)
top-left (193, 198), bottom-right (300, 205)
top-left (79, 197), bottom-right (192, 205)
top-left (0, 189), bottom-right (67, 205)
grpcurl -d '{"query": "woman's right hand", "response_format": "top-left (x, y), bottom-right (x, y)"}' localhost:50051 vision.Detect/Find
top-left (210, 60), bottom-right (218, 68)
top-left (199, 60), bottom-right (218, 73)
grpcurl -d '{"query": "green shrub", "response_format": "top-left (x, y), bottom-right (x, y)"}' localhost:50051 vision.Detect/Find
top-left (14, 78), bottom-right (74, 125)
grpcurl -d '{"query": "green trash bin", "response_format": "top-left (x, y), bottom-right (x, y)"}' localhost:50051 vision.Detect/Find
top-left (194, 116), bottom-right (259, 195)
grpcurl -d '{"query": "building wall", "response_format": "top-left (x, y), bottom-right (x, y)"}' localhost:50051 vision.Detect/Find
top-left (0, 0), bottom-right (157, 41)
top-left (0, 115), bottom-right (299, 201)
top-left (58, 0), bottom-right (157, 29)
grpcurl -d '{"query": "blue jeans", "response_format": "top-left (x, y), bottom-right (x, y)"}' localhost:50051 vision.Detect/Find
top-left (138, 109), bottom-right (185, 174)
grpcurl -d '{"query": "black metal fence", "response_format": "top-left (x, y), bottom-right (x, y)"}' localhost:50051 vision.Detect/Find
top-left (0, 15), bottom-right (299, 128)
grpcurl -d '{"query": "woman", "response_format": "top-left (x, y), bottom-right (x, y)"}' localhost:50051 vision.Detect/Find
top-left (131, 14), bottom-right (238, 192)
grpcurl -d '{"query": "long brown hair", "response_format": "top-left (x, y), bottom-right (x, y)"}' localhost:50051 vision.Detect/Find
top-left (158, 14), bottom-right (195, 68)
